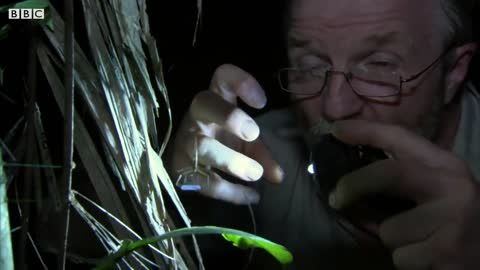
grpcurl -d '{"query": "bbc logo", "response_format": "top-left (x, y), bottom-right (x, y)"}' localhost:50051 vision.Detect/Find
top-left (8, 9), bottom-right (45, 20)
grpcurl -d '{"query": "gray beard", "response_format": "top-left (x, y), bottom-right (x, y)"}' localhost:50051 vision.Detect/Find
top-left (303, 92), bottom-right (445, 148)
top-left (303, 118), bottom-right (332, 148)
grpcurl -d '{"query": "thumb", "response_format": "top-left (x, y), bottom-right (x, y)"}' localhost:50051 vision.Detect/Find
top-left (244, 139), bottom-right (284, 184)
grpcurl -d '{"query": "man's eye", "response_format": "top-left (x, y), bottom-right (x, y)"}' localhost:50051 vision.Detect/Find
top-left (299, 63), bottom-right (327, 71)
top-left (368, 61), bottom-right (394, 67)
top-left (296, 55), bottom-right (330, 70)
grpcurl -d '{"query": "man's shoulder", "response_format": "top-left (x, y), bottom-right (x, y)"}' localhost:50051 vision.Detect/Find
top-left (453, 82), bottom-right (480, 181)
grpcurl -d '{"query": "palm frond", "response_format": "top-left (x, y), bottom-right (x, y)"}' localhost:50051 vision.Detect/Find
top-left (33, 0), bottom-right (200, 268)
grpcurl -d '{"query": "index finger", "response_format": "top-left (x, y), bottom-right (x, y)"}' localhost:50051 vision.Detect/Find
top-left (330, 159), bottom-right (429, 209)
top-left (210, 64), bottom-right (267, 109)
top-left (243, 138), bottom-right (284, 184)
top-left (331, 120), bottom-right (446, 162)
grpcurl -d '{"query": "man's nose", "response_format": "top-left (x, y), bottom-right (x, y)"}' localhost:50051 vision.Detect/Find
top-left (321, 71), bottom-right (363, 121)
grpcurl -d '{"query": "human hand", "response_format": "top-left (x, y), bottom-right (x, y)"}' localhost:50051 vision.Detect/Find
top-left (167, 64), bottom-right (284, 205)
top-left (328, 120), bottom-right (480, 270)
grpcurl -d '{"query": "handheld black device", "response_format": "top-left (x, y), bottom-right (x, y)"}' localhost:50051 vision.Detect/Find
top-left (309, 134), bottom-right (414, 224)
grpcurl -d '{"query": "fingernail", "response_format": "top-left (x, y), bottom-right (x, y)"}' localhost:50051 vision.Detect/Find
top-left (248, 163), bottom-right (264, 181)
top-left (329, 191), bottom-right (337, 209)
top-left (248, 85), bottom-right (267, 108)
top-left (256, 90), bottom-right (267, 108)
top-left (274, 166), bottom-right (284, 183)
top-left (241, 120), bottom-right (260, 141)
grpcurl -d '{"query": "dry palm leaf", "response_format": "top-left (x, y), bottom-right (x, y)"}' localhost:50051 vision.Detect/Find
top-left (36, 0), bottom-right (203, 269)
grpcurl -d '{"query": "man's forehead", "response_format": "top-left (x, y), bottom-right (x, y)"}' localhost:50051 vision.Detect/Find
top-left (290, 0), bottom-right (441, 23)
top-left (287, 0), bottom-right (447, 52)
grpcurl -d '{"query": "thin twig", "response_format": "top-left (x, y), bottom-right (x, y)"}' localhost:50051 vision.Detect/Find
top-left (2, 117), bottom-right (24, 148)
top-left (192, 0), bottom-right (202, 45)
top-left (241, 202), bottom-right (257, 270)
top-left (27, 233), bottom-right (48, 270)
top-left (0, 91), bottom-right (16, 105)
top-left (33, 103), bottom-right (62, 210)
top-left (72, 190), bottom-right (174, 261)
top-left (70, 192), bottom-right (160, 268)
top-left (58, 0), bottom-right (75, 268)
top-left (3, 163), bottom-right (61, 169)
top-left (0, 139), bottom-right (16, 162)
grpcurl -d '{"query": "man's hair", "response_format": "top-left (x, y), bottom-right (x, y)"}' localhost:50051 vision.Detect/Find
top-left (441, 0), bottom-right (477, 44)
top-left (439, 0), bottom-right (479, 89)
top-left (282, 0), bottom-right (477, 43)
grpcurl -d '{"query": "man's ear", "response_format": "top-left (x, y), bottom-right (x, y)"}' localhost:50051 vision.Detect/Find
top-left (444, 42), bottom-right (478, 104)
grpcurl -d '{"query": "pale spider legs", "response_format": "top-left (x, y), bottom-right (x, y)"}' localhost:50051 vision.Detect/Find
top-left (175, 136), bottom-right (210, 191)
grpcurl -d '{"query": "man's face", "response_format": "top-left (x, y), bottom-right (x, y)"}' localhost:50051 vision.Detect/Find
top-left (287, 0), bottom-right (449, 139)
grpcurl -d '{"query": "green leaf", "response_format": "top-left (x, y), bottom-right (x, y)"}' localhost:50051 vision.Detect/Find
top-left (0, 4), bottom-right (13, 13)
top-left (0, 25), bottom-right (9, 41)
top-left (222, 233), bottom-right (293, 265)
top-left (94, 226), bottom-right (293, 270)
top-left (45, 16), bottom-right (53, 31)
top-left (12, 0), bottom-right (49, 9)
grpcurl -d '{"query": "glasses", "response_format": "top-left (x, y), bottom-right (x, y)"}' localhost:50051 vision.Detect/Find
top-left (277, 47), bottom-right (452, 97)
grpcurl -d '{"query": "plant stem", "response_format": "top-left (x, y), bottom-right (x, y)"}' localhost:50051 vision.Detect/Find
top-left (58, 0), bottom-right (75, 269)
top-left (94, 226), bottom-right (282, 270)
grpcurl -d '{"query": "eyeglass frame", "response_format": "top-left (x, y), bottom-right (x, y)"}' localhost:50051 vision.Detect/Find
top-left (277, 44), bottom-right (455, 97)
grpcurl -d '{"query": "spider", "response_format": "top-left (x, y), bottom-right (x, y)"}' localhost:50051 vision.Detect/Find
top-left (175, 137), bottom-right (210, 191)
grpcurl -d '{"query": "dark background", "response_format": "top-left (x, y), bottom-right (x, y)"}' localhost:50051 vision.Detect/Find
top-left (149, 0), bottom-right (291, 127)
